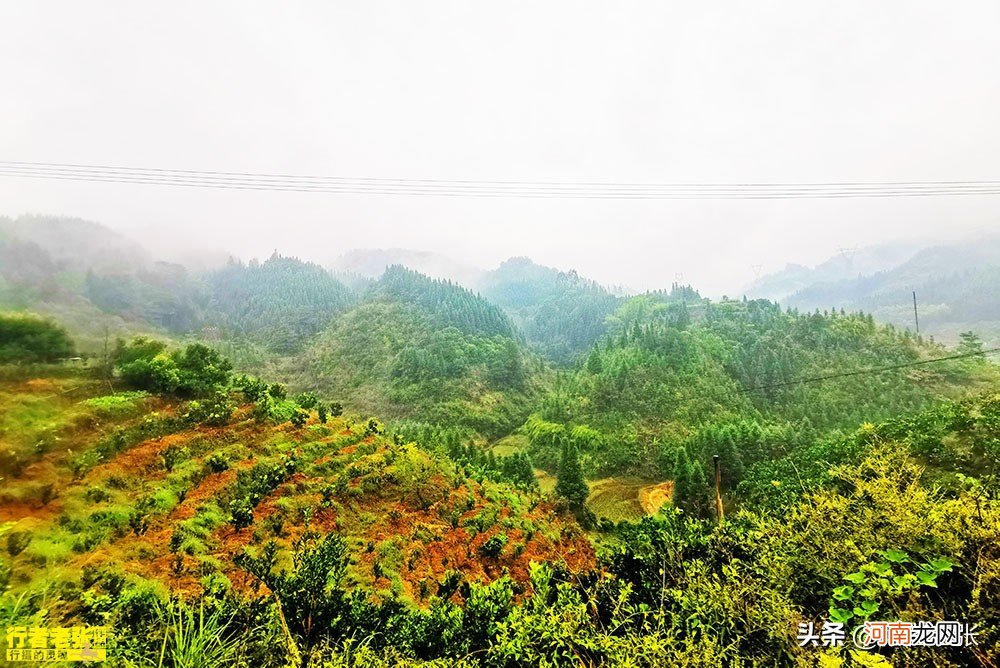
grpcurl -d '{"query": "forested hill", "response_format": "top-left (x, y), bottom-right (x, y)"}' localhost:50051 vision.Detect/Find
top-left (0, 215), bottom-right (195, 349)
top-left (0, 218), bottom-right (357, 355)
top-left (374, 265), bottom-right (519, 340)
top-left (521, 295), bottom-right (998, 492)
top-left (206, 255), bottom-right (354, 352)
top-left (2, 214), bottom-right (996, 456)
top-left (746, 237), bottom-right (1000, 347)
top-left (282, 266), bottom-right (537, 436)
top-left (476, 257), bottom-right (623, 364)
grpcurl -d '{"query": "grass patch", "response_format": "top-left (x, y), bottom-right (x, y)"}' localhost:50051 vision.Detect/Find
top-left (81, 391), bottom-right (150, 418)
top-left (491, 434), bottom-right (529, 457)
top-left (23, 533), bottom-right (74, 567)
top-left (534, 469), bottom-right (556, 495)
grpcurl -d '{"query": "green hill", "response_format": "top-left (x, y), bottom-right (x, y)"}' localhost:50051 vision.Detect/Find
top-left (205, 255), bottom-right (355, 353)
top-left (477, 257), bottom-right (623, 364)
top-left (519, 295), bottom-right (998, 488)
top-left (284, 281), bottom-right (537, 436)
top-left (374, 265), bottom-right (519, 341)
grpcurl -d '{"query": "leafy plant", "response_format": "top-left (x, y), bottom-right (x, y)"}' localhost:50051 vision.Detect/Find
top-left (480, 533), bottom-right (508, 558)
top-left (828, 549), bottom-right (955, 623)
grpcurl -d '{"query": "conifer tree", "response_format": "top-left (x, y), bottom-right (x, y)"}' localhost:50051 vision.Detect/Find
top-left (502, 452), bottom-right (539, 492)
top-left (672, 446), bottom-right (709, 517)
top-left (555, 441), bottom-right (589, 511)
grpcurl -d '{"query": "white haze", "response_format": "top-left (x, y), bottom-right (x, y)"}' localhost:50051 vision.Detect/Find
top-left (1, 1), bottom-right (999, 296)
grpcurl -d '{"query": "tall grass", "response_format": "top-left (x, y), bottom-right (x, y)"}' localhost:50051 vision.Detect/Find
top-left (157, 602), bottom-right (245, 668)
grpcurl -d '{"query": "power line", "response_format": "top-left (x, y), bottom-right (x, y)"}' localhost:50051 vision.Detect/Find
top-left (7, 169), bottom-right (1000, 199)
top-left (6, 164), bottom-right (1000, 194)
top-left (4, 160), bottom-right (1000, 189)
top-left (734, 347), bottom-right (1000, 395)
top-left (4, 161), bottom-right (1000, 199)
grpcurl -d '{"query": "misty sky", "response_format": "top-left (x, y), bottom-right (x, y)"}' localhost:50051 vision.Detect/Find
top-left (1, 1), bottom-right (999, 296)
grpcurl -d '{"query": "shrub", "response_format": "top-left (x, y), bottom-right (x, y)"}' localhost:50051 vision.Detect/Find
top-left (480, 533), bottom-right (508, 558)
top-left (6, 531), bottom-right (31, 557)
top-left (116, 340), bottom-right (232, 398)
top-left (184, 391), bottom-right (234, 426)
top-left (235, 533), bottom-right (351, 661)
top-left (233, 374), bottom-right (268, 402)
top-left (252, 394), bottom-right (276, 423)
top-left (119, 354), bottom-right (180, 394)
top-left (295, 392), bottom-right (319, 409)
top-left (85, 486), bottom-right (111, 504)
top-left (364, 418), bottom-right (382, 436)
top-left (161, 444), bottom-right (189, 473)
top-left (228, 498), bottom-right (254, 530)
top-left (205, 453), bottom-right (230, 473)
top-left (171, 344), bottom-right (232, 396)
top-left (0, 312), bottom-right (74, 363)
top-left (290, 409), bottom-right (309, 428)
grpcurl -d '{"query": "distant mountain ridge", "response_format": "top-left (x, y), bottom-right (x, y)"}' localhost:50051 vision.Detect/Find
top-left (331, 248), bottom-right (486, 285)
top-left (6, 213), bottom-right (998, 359)
top-left (744, 241), bottom-right (925, 302)
top-left (0, 213), bottom-right (152, 272)
top-left (745, 236), bottom-right (1000, 346)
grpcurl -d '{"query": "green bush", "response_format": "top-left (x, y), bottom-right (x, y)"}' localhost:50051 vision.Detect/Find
top-left (184, 391), bottom-right (235, 426)
top-left (0, 312), bottom-right (74, 363)
top-left (206, 453), bottom-right (230, 473)
top-left (479, 533), bottom-right (508, 558)
top-left (228, 498), bottom-right (254, 531)
top-left (116, 339), bottom-right (232, 398)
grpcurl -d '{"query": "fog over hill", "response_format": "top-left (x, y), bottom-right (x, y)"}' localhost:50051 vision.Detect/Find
top-left (742, 241), bottom-right (927, 303)
top-left (745, 235), bottom-right (1000, 345)
top-left (331, 248), bottom-right (486, 285)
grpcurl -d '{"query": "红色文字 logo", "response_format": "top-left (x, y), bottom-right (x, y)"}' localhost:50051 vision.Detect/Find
top-left (797, 620), bottom-right (977, 650)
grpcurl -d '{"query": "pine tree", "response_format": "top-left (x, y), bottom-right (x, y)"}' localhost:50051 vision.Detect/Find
top-left (555, 441), bottom-right (589, 511)
top-left (672, 446), bottom-right (709, 517)
top-left (501, 452), bottom-right (539, 492)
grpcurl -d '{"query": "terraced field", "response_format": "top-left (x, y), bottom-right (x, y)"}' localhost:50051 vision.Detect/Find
top-left (586, 477), bottom-right (673, 523)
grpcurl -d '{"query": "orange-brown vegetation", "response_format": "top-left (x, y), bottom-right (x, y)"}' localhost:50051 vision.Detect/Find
top-left (1, 377), bottom-right (593, 612)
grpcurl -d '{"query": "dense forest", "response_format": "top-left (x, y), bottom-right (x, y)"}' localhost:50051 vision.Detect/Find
top-left (477, 257), bottom-right (624, 364)
top-left (2, 215), bottom-right (1000, 666)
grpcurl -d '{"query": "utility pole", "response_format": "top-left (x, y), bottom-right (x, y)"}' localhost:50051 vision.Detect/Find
top-left (912, 291), bottom-right (920, 336)
top-left (102, 323), bottom-right (114, 392)
top-left (713, 454), bottom-right (724, 526)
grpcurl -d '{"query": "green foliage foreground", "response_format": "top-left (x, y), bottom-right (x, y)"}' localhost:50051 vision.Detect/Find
top-left (0, 311), bottom-right (74, 363)
top-left (2, 391), bottom-right (998, 667)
